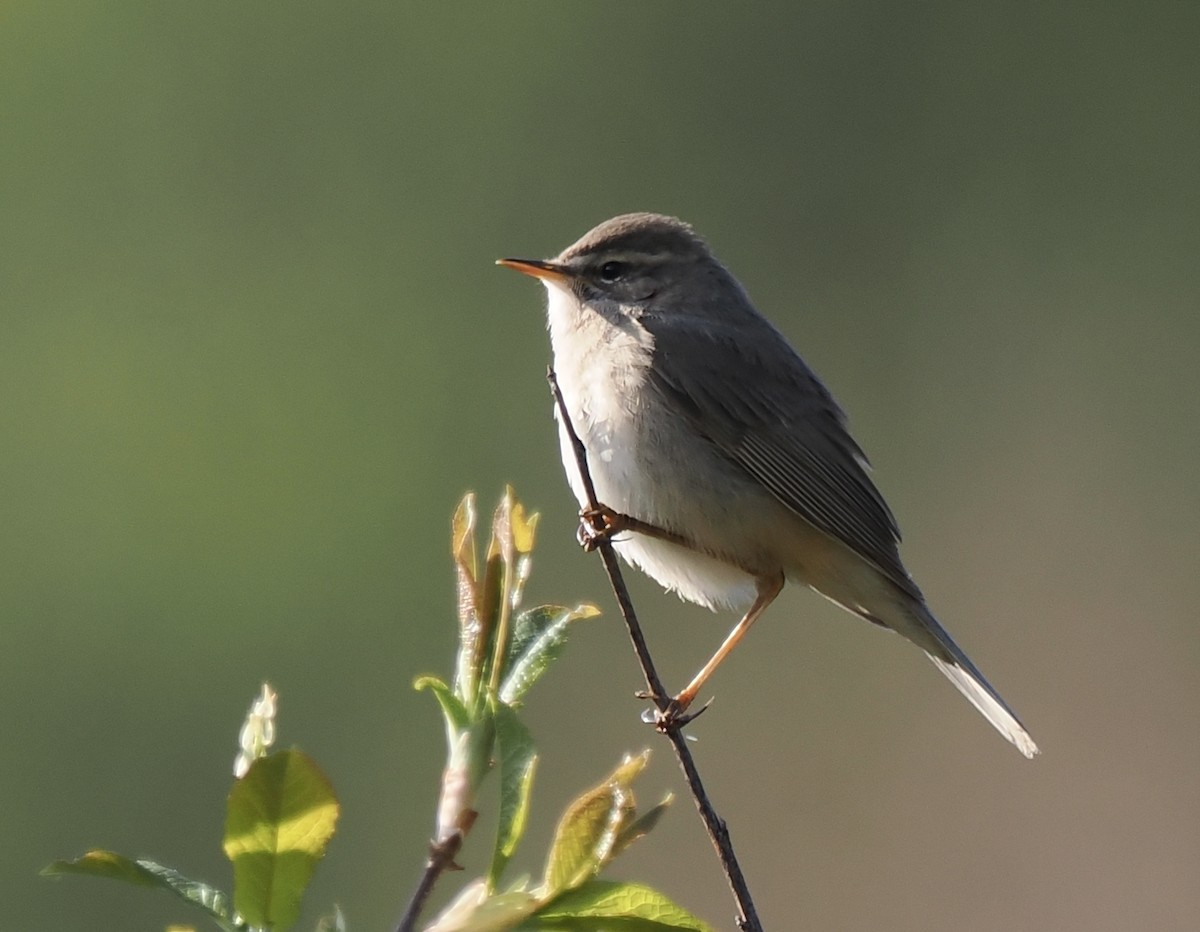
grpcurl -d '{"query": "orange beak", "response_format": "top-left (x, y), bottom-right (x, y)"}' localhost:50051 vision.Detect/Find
top-left (496, 257), bottom-right (573, 284)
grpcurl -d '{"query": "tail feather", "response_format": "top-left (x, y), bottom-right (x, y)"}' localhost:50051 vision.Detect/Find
top-left (913, 604), bottom-right (1039, 759)
top-left (926, 653), bottom-right (1039, 758)
top-left (811, 569), bottom-right (1038, 757)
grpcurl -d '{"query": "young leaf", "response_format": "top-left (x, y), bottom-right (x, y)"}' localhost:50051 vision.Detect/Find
top-left (42, 852), bottom-right (240, 932)
top-left (488, 701), bottom-right (538, 890)
top-left (499, 604), bottom-right (600, 705)
top-left (506, 498), bottom-right (539, 612)
top-left (223, 749), bottom-right (339, 930)
top-left (425, 878), bottom-right (542, 932)
top-left (508, 495), bottom-right (538, 556)
top-left (453, 493), bottom-right (484, 704)
top-left (479, 493), bottom-right (515, 695)
top-left (612, 794), bottom-right (673, 859)
top-left (415, 675), bottom-right (471, 744)
top-left (527, 879), bottom-right (715, 931)
top-left (453, 493), bottom-right (479, 585)
top-left (541, 753), bottom-right (649, 896)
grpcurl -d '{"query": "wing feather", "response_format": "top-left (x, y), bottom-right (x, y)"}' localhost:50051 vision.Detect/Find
top-left (641, 314), bottom-right (920, 600)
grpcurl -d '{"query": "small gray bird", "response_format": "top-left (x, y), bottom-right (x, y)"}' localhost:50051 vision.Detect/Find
top-left (499, 213), bottom-right (1038, 758)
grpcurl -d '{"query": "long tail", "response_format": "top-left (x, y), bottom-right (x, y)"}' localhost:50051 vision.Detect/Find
top-left (910, 602), bottom-right (1039, 758)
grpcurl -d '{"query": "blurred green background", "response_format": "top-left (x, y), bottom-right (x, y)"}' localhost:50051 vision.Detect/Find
top-left (4, 3), bottom-right (1198, 930)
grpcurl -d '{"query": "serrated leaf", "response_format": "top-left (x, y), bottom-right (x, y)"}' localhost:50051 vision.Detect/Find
top-left (42, 851), bottom-right (239, 931)
top-left (223, 749), bottom-right (339, 930)
top-left (503, 606), bottom-right (568, 672)
top-left (489, 702), bottom-right (538, 890)
top-left (416, 675), bottom-right (471, 744)
top-left (541, 753), bottom-right (649, 896)
top-left (523, 879), bottom-right (714, 931)
top-left (500, 604), bottom-right (599, 705)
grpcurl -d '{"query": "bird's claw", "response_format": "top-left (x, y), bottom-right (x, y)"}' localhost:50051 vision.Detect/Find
top-left (639, 696), bottom-right (713, 732)
top-left (576, 503), bottom-right (624, 552)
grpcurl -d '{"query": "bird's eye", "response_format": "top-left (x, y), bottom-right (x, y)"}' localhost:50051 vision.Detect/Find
top-left (598, 261), bottom-right (626, 283)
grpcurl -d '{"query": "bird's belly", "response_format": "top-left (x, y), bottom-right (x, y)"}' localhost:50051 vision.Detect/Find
top-left (554, 397), bottom-right (766, 612)
top-left (612, 532), bottom-right (761, 612)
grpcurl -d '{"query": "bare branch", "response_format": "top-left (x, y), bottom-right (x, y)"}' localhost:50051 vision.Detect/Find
top-left (547, 367), bottom-right (765, 932)
top-left (395, 832), bottom-right (464, 932)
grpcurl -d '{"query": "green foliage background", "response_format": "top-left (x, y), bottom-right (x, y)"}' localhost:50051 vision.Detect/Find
top-left (5, 3), bottom-right (1198, 930)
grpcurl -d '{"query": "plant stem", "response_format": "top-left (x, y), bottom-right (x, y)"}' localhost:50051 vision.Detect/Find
top-left (395, 833), bottom-right (463, 932)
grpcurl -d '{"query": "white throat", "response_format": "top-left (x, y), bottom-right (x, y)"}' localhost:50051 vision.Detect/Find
top-left (542, 281), bottom-right (655, 418)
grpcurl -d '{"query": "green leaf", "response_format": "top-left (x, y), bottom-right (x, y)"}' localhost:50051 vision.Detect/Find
top-left (477, 491), bottom-right (516, 696)
top-left (42, 851), bottom-right (240, 931)
top-left (223, 749), bottom-right (340, 930)
top-left (477, 576), bottom-right (506, 694)
top-left (43, 850), bottom-right (161, 888)
top-left (612, 794), bottom-right (673, 858)
top-left (541, 753), bottom-right (648, 896)
top-left (489, 701), bottom-right (538, 890)
top-left (523, 880), bottom-right (715, 931)
top-left (425, 879), bottom-right (542, 932)
top-left (416, 675), bottom-right (471, 743)
top-left (500, 604), bottom-right (600, 705)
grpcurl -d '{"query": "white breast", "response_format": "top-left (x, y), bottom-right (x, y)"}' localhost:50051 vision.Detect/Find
top-left (544, 283), bottom-right (650, 506)
top-left (543, 282), bottom-right (758, 612)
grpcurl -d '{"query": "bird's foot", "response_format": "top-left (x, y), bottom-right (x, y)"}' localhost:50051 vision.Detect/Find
top-left (576, 503), bottom-right (628, 551)
top-left (637, 691), bottom-right (713, 732)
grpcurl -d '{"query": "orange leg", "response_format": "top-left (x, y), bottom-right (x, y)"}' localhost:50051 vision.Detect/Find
top-left (577, 501), bottom-right (783, 726)
top-left (671, 572), bottom-right (785, 716)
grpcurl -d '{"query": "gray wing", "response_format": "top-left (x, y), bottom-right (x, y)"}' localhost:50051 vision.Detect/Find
top-left (641, 313), bottom-right (921, 601)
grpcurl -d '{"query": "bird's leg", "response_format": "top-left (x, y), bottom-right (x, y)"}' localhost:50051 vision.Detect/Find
top-left (575, 503), bottom-right (781, 728)
top-left (657, 572), bottom-right (785, 729)
top-left (576, 503), bottom-right (692, 552)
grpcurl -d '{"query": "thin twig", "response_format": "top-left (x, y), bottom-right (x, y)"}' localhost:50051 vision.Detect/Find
top-left (395, 833), bottom-right (463, 932)
top-left (547, 367), bottom-right (764, 932)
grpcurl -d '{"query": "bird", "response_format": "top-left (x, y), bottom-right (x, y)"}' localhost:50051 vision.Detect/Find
top-left (498, 212), bottom-right (1038, 758)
